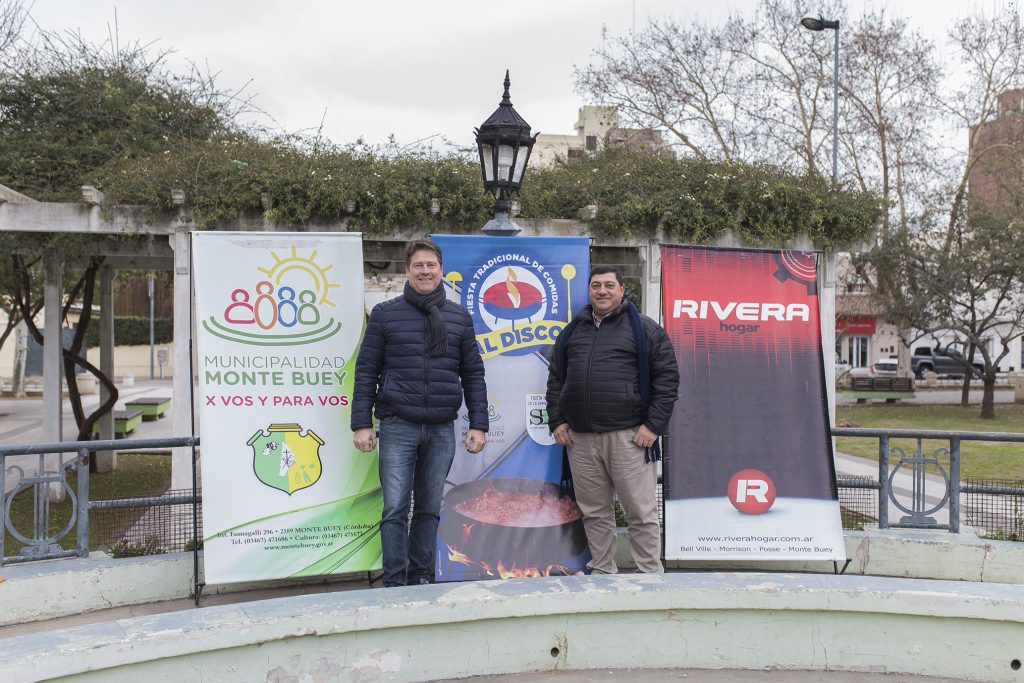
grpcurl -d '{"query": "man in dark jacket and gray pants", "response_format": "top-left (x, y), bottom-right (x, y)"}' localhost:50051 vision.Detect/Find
top-left (546, 265), bottom-right (678, 574)
top-left (352, 239), bottom-right (488, 587)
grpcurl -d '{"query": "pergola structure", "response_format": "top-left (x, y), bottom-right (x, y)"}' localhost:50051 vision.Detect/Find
top-left (0, 183), bottom-right (838, 488)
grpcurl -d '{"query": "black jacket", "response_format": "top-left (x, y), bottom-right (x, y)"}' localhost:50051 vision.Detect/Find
top-left (351, 295), bottom-right (488, 431)
top-left (546, 302), bottom-right (678, 434)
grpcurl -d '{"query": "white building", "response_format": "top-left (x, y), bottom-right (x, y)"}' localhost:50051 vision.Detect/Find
top-left (531, 106), bottom-right (664, 168)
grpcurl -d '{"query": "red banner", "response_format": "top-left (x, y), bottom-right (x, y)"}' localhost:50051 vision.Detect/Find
top-left (660, 246), bottom-right (845, 562)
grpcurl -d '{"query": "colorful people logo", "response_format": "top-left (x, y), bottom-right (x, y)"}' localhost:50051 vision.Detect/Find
top-left (203, 246), bottom-right (342, 345)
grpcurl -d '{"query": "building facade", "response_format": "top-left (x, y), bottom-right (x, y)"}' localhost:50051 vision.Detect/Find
top-left (531, 106), bottom-right (664, 167)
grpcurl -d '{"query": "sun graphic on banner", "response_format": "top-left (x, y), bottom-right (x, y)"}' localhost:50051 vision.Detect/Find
top-left (257, 246), bottom-right (340, 307)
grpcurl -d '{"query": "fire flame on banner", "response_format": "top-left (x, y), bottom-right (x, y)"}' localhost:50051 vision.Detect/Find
top-left (446, 518), bottom-right (576, 579)
top-left (505, 267), bottom-right (521, 308)
top-left (447, 544), bottom-right (574, 579)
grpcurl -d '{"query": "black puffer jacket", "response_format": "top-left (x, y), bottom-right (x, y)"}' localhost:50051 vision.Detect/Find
top-left (546, 302), bottom-right (678, 434)
top-left (351, 295), bottom-right (488, 431)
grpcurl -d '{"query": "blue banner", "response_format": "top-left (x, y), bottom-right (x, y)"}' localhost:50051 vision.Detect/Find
top-left (432, 235), bottom-right (591, 580)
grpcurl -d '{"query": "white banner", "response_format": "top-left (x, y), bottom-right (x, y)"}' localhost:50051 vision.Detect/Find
top-left (193, 232), bottom-right (381, 584)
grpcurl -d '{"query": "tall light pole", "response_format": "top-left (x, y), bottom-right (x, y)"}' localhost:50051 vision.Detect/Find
top-left (800, 13), bottom-right (840, 183)
top-left (474, 70), bottom-right (538, 236)
top-left (802, 13), bottom-right (842, 425)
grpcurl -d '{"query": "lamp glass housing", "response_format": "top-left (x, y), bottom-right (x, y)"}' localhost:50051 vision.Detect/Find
top-left (474, 71), bottom-right (536, 200)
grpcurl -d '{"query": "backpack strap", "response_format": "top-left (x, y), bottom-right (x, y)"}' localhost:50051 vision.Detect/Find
top-left (627, 302), bottom-right (661, 463)
top-left (555, 317), bottom-right (582, 499)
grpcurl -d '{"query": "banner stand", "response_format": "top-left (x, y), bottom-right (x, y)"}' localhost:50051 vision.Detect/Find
top-left (188, 233), bottom-right (201, 602)
top-left (660, 245), bottom-right (846, 566)
top-left (186, 230), bottom-right (382, 603)
top-left (191, 340), bottom-right (203, 606)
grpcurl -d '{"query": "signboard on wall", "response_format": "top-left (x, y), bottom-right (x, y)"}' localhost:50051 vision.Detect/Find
top-left (837, 315), bottom-right (877, 335)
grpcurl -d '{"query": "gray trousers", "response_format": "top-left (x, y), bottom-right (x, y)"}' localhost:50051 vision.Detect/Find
top-left (568, 427), bottom-right (663, 574)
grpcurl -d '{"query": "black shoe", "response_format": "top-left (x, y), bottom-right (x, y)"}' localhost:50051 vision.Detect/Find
top-left (413, 577), bottom-right (431, 585)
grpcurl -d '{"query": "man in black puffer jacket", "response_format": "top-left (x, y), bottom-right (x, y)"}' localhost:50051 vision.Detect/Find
top-left (546, 265), bottom-right (678, 574)
top-left (352, 239), bottom-right (488, 587)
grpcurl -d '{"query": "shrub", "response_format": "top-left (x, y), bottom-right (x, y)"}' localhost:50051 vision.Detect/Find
top-left (85, 316), bottom-right (173, 347)
top-left (109, 533), bottom-right (165, 558)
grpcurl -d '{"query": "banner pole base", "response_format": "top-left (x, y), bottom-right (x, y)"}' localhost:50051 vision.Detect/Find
top-left (835, 559), bottom-right (852, 575)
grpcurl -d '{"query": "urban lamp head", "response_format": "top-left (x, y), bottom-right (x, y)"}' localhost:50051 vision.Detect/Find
top-left (800, 14), bottom-right (839, 31)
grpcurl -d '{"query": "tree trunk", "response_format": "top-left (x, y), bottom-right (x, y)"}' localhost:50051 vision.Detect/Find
top-left (13, 255), bottom-right (119, 457)
top-left (980, 377), bottom-right (996, 419)
top-left (960, 342), bottom-right (976, 406)
top-left (960, 372), bottom-right (971, 406)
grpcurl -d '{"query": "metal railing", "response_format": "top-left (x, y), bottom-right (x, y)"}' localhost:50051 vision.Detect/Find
top-left (833, 427), bottom-right (1024, 533)
top-left (0, 436), bottom-right (198, 566)
top-left (4, 428), bottom-right (1024, 566)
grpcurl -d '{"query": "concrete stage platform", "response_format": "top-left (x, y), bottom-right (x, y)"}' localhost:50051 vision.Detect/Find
top-left (2, 570), bottom-right (1023, 682)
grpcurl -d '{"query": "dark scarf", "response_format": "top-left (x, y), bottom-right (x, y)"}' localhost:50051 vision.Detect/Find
top-left (403, 280), bottom-right (448, 357)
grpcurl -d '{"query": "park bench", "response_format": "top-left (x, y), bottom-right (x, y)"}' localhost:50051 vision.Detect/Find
top-left (845, 377), bottom-right (915, 403)
top-left (91, 410), bottom-right (144, 438)
top-left (123, 397), bottom-right (172, 421)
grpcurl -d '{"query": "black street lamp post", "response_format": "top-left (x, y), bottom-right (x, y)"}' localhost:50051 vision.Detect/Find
top-left (800, 13), bottom-right (840, 183)
top-left (475, 70), bottom-right (537, 236)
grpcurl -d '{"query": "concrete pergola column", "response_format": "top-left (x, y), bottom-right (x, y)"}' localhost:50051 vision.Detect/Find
top-left (640, 237), bottom-right (662, 320)
top-left (820, 249), bottom-right (838, 426)
top-left (94, 265), bottom-right (116, 472)
top-left (43, 253), bottom-right (64, 499)
top-left (169, 225), bottom-right (194, 491)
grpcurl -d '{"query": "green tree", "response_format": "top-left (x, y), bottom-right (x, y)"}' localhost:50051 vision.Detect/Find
top-left (858, 202), bottom-right (1024, 419)
top-left (0, 34), bottom-right (235, 200)
top-left (0, 19), bottom-right (241, 444)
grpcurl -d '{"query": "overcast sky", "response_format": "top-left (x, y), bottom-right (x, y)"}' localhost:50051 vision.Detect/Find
top-left (27, 0), bottom-right (1016, 150)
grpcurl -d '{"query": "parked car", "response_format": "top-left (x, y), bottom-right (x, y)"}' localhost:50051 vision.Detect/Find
top-left (911, 346), bottom-right (983, 379)
top-left (849, 358), bottom-right (899, 378)
top-left (835, 355), bottom-right (851, 378)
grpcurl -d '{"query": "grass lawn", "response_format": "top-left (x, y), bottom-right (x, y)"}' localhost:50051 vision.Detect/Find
top-left (836, 403), bottom-right (1024, 481)
top-left (3, 453), bottom-right (171, 558)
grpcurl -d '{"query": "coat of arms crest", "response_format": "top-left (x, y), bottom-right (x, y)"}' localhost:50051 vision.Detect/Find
top-left (247, 423), bottom-right (324, 495)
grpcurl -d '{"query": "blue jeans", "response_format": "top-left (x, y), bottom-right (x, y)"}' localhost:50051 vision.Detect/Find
top-left (378, 416), bottom-right (456, 587)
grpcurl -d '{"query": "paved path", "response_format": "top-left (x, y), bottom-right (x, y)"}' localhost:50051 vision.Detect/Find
top-left (837, 387), bottom-right (1014, 406)
top-left (0, 379), bottom-right (176, 495)
top-left (466, 670), bottom-right (964, 682)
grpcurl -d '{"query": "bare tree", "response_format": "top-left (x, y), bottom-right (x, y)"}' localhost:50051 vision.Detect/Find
top-left (865, 203), bottom-right (1024, 418)
top-left (0, 0), bottom-right (27, 67)
top-left (939, 7), bottom-right (1024, 251)
top-left (575, 17), bottom-right (749, 160)
top-left (736, 0), bottom-right (847, 174)
top-left (840, 11), bottom-right (941, 237)
top-left (575, 0), bottom-right (846, 172)
top-left (12, 255), bottom-right (119, 452)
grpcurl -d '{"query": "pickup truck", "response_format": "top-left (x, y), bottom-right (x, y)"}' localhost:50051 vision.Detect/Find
top-left (911, 347), bottom-right (984, 379)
